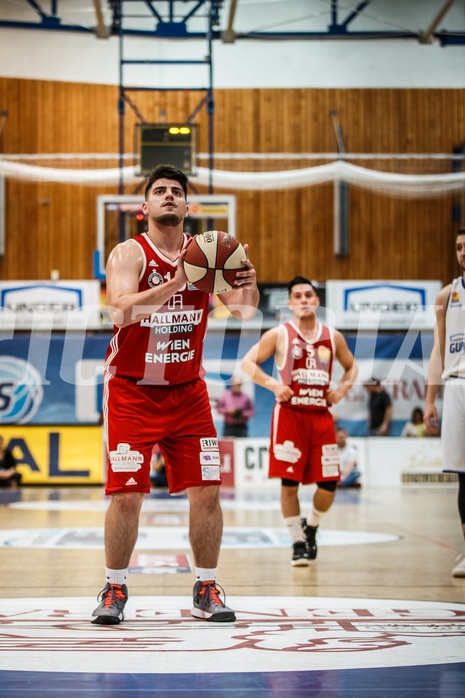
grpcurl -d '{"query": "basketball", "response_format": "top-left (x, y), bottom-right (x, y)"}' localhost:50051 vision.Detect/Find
top-left (182, 230), bottom-right (246, 294)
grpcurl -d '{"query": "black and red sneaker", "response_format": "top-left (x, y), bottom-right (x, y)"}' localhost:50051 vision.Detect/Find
top-left (191, 580), bottom-right (236, 622)
top-left (91, 582), bottom-right (128, 625)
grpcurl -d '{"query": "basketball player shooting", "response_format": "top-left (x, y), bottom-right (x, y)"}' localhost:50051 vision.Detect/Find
top-left (92, 164), bottom-right (259, 625)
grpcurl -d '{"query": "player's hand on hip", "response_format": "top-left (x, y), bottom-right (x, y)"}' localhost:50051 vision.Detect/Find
top-left (273, 384), bottom-right (294, 403)
top-left (326, 388), bottom-right (344, 405)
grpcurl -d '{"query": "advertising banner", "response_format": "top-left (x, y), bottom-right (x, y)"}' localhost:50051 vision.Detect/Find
top-left (0, 327), bottom-right (438, 437)
top-left (326, 280), bottom-right (441, 330)
top-left (0, 280), bottom-right (103, 330)
top-left (331, 332), bottom-right (438, 436)
top-left (218, 438), bottom-right (235, 488)
top-left (365, 437), bottom-right (449, 486)
top-left (1, 425), bottom-right (104, 484)
top-left (232, 437), bottom-right (276, 491)
top-left (0, 332), bottom-right (108, 424)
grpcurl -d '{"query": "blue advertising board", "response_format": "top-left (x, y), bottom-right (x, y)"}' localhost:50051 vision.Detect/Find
top-left (0, 328), bottom-right (436, 437)
top-left (0, 332), bottom-right (108, 424)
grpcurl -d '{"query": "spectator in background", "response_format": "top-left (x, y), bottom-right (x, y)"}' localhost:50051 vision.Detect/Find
top-left (365, 378), bottom-right (392, 436)
top-left (401, 406), bottom-right (436, 437)
top-left (0, 436), bottom-right (21, 488)
top-left (336, 427), bottom-right (361, 488)
top-left (217, 375), bottom-right (255, 437)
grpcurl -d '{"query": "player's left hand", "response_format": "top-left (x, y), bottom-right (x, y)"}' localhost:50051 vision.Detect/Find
top-left (233, 244), bottom-right (257, 288)
top-left (326, 388), bottom-right (344, 406)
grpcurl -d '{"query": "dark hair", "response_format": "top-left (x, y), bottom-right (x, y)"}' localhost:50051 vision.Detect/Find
top-left (457, 227), bottom-right (465, 236)
top-left (144, 164), bottom-right (189, 200)
top-left (287, 276), bottom-right (317, 295)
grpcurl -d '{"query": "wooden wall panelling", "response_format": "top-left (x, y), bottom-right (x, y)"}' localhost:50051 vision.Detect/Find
top-left (0, 79), bottom-right (464, 285)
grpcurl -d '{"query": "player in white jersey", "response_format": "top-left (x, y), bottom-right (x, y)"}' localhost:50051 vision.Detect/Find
top-left (425, 228), bottom-right (465, 577)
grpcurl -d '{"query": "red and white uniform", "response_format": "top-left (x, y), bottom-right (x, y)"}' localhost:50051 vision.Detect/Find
top-left (103, 232), bottom-right (220, 495)
top-left (105, 233), bottom-right (209, 385)
top-left (269, 321), bottom-right (340, 484)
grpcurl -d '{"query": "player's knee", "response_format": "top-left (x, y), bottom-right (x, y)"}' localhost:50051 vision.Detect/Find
top-left (316, 480), bottom-right (337, 493)
top-left (281, 478), bottom-right (300, 488)
top-left (111, 491), bottom-right (145, 513)
top-left (187, 484), bottom-right (220, 509)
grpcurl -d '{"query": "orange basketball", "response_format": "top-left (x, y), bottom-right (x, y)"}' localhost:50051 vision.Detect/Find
top-left (182, 230), bottom-right (246, 294)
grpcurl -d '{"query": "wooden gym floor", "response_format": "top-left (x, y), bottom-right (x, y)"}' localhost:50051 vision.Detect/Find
top-left (0, 482), bottom-right (464, 697)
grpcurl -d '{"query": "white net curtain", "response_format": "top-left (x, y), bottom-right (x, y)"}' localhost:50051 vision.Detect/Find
top-left (0, 153), bottom-right (465, 197)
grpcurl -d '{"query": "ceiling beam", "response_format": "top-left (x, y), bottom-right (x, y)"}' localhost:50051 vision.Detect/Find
top-left (0, 1), bottom-right (464, 44)
top-left (223, 0), bottom-right (238, 44)
top-left (330, 0), bottom-right (372, 33)
top-left (93, 0), bottom-right (109, 39)
top-left (232, 30), bottom-right (418, 41)
top-left (419, 0), bottom-right (456, 44)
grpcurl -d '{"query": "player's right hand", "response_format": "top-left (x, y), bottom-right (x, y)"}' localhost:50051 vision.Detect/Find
top-left (175, 246), bottom-right (189, 285)
top-left (423, 403), bottom-right (440, 434)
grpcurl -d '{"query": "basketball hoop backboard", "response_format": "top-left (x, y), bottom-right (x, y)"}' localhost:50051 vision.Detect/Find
top-left (94, 194), bottom-right (236, 279)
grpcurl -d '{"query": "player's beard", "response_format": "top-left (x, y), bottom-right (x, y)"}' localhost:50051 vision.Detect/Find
top-left (155, 212), bottom-right (184, 226)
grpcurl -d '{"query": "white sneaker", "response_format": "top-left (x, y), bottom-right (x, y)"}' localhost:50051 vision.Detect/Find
top-left (452, 553), bottom-right (465, 577)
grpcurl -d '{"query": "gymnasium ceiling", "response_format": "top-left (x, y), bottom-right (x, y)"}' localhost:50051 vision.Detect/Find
top-left (0, 0), bottom-right (464, 45)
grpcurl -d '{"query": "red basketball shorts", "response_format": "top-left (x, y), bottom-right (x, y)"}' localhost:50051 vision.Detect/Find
top-left (269, 404), bottom-right (340, 484)
top-left (104, 375), bottom-right (219, 495)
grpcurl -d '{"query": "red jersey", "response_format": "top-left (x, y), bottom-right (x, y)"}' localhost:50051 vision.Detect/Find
top-left (104, 232), bottom-right (210, 385)
top-left (276, 321), bottom-right (335, 410)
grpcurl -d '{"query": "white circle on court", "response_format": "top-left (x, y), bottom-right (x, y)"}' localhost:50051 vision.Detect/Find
top-left (0, 526), bottom-right (399, 549)
top-left (1, 596), bottom-right (464, 674)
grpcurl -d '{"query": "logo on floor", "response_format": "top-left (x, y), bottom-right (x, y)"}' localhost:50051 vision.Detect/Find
top-left (0, 596), bottom-right (464, 674)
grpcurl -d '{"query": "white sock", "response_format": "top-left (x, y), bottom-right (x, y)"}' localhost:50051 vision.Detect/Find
top-left (195, 567), bottom-right (217, 582)
top-left (284, 515), bottom-right (306, 544)
top-left (307, 506), bottom-right (324, 528)
top-left (105, 567), bottom-right (128, 585)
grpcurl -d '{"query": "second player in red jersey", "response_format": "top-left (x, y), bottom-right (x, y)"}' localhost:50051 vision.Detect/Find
top-left (242, 276), bottom-right (357, 567)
